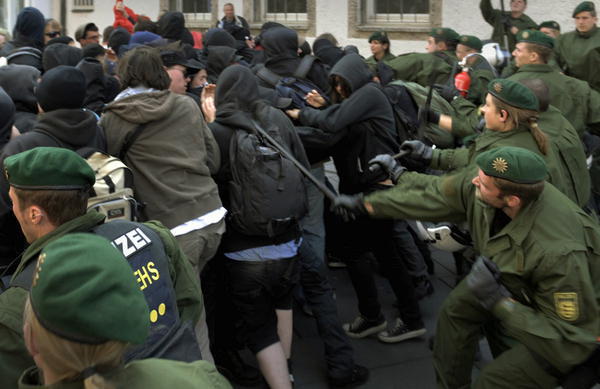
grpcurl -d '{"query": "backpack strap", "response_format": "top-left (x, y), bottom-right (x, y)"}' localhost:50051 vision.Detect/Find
top-left (254, 64), bottom-right (283, 88)
top-left (8, 260), bottom-right (36, 291)
top-left (119, 123), bottom-right (147, 161)
top-left (293, 55), bottom-right (316, 80)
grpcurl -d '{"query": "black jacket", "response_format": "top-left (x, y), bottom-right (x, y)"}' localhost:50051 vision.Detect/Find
top-left (76, 58), bottom-right (120, 114)
top-left (260, 27), bottom-right (331, 95)
top-left (0, 88), bottom-right (15, 152)
top-left (0, 64), bottom-right (40, 133)
top-left (209, 65), bottom-right (309, 252)
top-left (298, 53), bottom-right (398, 194)
top-left (0, 109), bottom-right (105, 269)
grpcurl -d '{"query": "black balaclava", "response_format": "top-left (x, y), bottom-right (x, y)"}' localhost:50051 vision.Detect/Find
top-left (35, 65), bottom-right (86, 112)
top-left (42, 43), bottom-right (83, 73)
top-left (12, 7), bottom-right (45, 49)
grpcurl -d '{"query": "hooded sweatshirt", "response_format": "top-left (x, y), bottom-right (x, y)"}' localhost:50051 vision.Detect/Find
top-left (42, 43), bottom-right (82, 72)
top-left (158, 12), bottom-right (187, 42)
top-left (0, 7), bottom-right (45, 56)
top-left (298, 53), bottom-right (399, 194)
top-left (209, 65), bottom-right (309, 252)
top-left (205, 46), bottom-right (239, 84)
top-left (0, 65), bottom-right (40, 133)
top-left (313, 38), bottom-right (344, 68)
top-left (0, 88), bottom-right (15, 151)
top-left (101, 90), bottom-right (222, 229)
top-left (261, 27), bottom-right (331, 94)
top-left (76, 57), bottom-right (120, 114)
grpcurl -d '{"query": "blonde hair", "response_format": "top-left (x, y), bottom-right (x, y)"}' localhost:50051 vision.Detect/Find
top-left (23, 299), bottom-right (128, 389)
top-left (491, 95), bottom-right (548, 155)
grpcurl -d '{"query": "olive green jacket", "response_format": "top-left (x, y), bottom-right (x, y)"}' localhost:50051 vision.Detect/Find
top-left (480, 0), bottom-right (538, 52)
top-left (18, 359), bottom-right (232, 389)
top-left (463, 56), bottom-right (496, 106)
top-left (365, 52), bottom-right (396, 73)
top-left (508, 63), bottom-right (600, 137)
top-left (385, 52), bottom-right (454, 87)
top-left (428, 125), bottom-right (570, 204)
top-left (555, 25), bottom-right (600, 92)
top-left (0, 212), bottom-right (203, 388)
top-left (448, 96), bottom-right (482, 139)
top-left (366, 173), bottom-right (600, 372)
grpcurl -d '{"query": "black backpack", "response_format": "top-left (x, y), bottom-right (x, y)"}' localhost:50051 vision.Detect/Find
top-left (381, 83), bottom-right (421, 144)
top-left (228, 122), bottom-right (307, 237)
top-left (254, 55), bottom-right (329, 109)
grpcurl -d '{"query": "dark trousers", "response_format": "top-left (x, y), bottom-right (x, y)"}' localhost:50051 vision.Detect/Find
top-left (342, 217), bottom-right (422, 327)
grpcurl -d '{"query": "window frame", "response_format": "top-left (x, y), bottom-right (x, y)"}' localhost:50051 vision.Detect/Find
top-left (72, 0), bottom-right (94, 12)
top-left (245, 0), bottom-right (315, 35)
top-left (162, 0), bottom-right (218, 28)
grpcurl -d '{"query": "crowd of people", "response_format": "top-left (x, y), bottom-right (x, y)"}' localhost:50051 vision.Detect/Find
top-left (0, 0), bottom-right (599, 388)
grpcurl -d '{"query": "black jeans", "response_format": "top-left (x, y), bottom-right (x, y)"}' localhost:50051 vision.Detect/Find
top-left (341, 217), bottom-right (423, 328)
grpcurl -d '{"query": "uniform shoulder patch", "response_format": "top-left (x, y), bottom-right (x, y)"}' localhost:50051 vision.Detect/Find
top-left (554, 292), bottom-right (579, 322)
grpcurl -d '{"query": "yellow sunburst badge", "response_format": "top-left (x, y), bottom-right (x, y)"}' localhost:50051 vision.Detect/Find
top-left (492, 157), bottom-right (508, 173)
top-left (436, 28), bottom-right (443, 35)
top-left (461, 36), bottom-right (468, 42)
top-left (522, 31), bottom-right (530, 39)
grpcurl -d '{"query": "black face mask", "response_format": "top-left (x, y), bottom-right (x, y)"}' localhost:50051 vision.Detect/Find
top-left (187, 85), bottom-right (204, 97)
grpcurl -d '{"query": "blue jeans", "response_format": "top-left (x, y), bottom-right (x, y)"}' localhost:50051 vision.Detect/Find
top-left (298, 164), bottom-right (355, 379)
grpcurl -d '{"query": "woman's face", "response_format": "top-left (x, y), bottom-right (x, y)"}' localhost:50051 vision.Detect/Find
top-left (44, 23), bottom-right (61, 45)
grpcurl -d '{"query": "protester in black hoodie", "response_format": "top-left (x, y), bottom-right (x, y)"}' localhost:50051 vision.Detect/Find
top-left (313, 37), bottom-right (345, 68)
top-left (158, 11), bottom-right (194, 46)
top-left (0, 7), bottom-right (45, 56)
top-left (42, 43), bottom-right (82, 72)
top-left (0, 66), bottom-right (104, 273)
top-left (0, 88), bottom-right (15, 151)
top-left (287, 53), bottom-right (426, 344)
top-left (0, 64), bottom-right (40, 134)
top-left (260, 26), bottom-right (331, 95)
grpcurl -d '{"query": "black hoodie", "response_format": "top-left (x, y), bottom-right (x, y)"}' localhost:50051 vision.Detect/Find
top-left (205, 46), bottom-right (239, 84)
top-left (76, 57), bottom-right (120, 114)
top-left (298, 53), bottom-right (398, 194)
top-left (209, 65), bottom-right (309, 252)
top-left (261, 27), bottom-right (331, 94)
top-left (0, 64), bottom-right (40, 133)
top-left (42, 43), bottom-right (82, 72)
top-left (0, 7), bottom-right (45, 56)
top-left (158, 11), bottom-right (194, 45)
top-left (0, 88), bottom-right (15, 151)
top-left (313, 38), bottom-right (344, 68)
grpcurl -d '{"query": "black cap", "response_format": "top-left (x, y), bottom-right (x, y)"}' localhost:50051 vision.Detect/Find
top-left (160, 50), bottom-right (203, 70)
top-left (36, 66), bottom-right (86, 112)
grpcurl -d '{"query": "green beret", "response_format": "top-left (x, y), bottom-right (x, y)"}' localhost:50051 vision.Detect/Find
top-left (368, 30), bottom-right (389, 44)
top-left (3, 147), bottom-right (94, 190)
top-left (516, 29), bottom-right (554, 49)
top-left (539, 20), bottom-right (561, 31)
top-left (429, 27), bottom-right (460, 43)
top-left (487, 78), bottom-right (539, 111)
top-left (476, 146), bottom-right (547, 184)
top-left (573, 1), bottom-right (596, 17)
top-left (458, 35), bottom-right (483, 51)
top-left (30, 233), bottom-right (149, 344)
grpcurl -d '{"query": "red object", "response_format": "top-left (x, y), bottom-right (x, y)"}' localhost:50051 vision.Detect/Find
top-left (191, 31), bottom-right (203, 49)
top-left (113, 0), bottom-right (139, 34)
top-left (454, 68), bottom-right (471, 98)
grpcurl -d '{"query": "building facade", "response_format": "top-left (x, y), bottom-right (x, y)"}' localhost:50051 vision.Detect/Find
top-left (1, 0), bottom-right (583, 56)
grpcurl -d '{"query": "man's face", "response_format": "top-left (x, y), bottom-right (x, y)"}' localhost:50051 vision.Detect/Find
top-left (80, 29), bottom-right (100, 47)
top-left (426, 36), bottom-right (446, 53)
top-left (456, 43), bottom-right (475, 61)
top-left (512, 42), bottom-right (534, 67)
top-left (540, 27), bottom-right (560, 38)
top-left (167, 65), bottom-right (190, 94)
top-left (9, 187), bottom-right (35, 243)
top-left (575, 11), bottom-right (598, 33)
top-left (224, 5), bottom-right (235, 19)
top-left (510, 0), bottom-right (526, 13)
top-left (482, 94), bottom-right (504, 131)
top-left (472, 169), bottom-right (507, 209)
top-left (369, 40), bottom-right (387, 57)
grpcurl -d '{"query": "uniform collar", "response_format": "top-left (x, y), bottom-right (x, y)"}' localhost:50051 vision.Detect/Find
top-left (516, 63), bottom-right (554, 73)
top-left (475, 125), bottom-right (528, 152)
top-left (577, 24), bottom-right (598, 38)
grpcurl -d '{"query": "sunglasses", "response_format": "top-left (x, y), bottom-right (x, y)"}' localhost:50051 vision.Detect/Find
top-left (45, 31), bottom-right (61, 38)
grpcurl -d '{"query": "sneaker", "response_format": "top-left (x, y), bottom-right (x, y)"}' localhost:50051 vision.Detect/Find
top-left (343, 315), bottom-right (387, 338)
top-left (377, 318), bottom-right (427, 343)
top-left (329, 364), bottom-right (370, 388)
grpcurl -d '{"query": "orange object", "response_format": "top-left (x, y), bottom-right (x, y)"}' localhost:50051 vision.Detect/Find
top-left (454, 68), bottom-right (471, 98)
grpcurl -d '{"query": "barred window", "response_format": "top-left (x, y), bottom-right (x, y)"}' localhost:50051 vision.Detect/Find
top-left (170, 0), bottom-right (212, 23)
top-left (255, 0), bottom-right (308, 23)
top-left (73, 0), bottom-right (94, 11)
top-left (362, 0), bottom-right (430, 24)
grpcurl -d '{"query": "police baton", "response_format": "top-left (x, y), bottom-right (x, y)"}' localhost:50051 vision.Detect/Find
top-left (500, 0), bottom-right (511, 52)
top-left (250, 120), bottom-right (339, 202)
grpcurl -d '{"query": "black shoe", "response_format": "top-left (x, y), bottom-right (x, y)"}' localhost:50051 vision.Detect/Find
top-left (377, 318), bottom-right (426, 343)
top-left (214, 350), bottom-right (262, 386)
top-left (329, 365), bottom-right (370, 388)
top-left (343, 315), bottom-right (387, 338)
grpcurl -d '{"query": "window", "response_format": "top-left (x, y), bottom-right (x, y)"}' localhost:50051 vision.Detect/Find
top-left (362, 0), bottom-right (430, 24)
top-left (169, 0), bottom-right (212, 24)
top-left (254, 0), bottom-right (308, 24)
top-left (0, 0), bottom-right (24, 30)
top-left (73, 0), bottom-right (94, 12)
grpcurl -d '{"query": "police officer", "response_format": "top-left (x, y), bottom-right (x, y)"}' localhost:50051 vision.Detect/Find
top-left (333, 146), bottom-right (600, 388)
top-left (365, 31), bottom-right (395, 71)
top-left (454, 35), bottom-right (496, 106)
top-left (539, 20), bottom-right (561, 38)
top-left (555, 1), bottom-right (600, 92)
top-left (480, 0), bottom-right (538, 52)
top-left (19, 233), bottom-right (231, 388)
top-left (0, 147), bottom-right (204, 388)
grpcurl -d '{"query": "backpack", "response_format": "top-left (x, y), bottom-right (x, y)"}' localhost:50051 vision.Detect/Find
top-left (254, 55), bottom-right (329, 109)
top-left (381, 82), bottom-right (421, 144)
top-left (228, 122), bottom-right (307, 237)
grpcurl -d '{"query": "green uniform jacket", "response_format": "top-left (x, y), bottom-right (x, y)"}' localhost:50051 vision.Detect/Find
top-left (448, 96), bottom-right (482, 139)
top-left (538, 105), bottom-right (591, 207)
top-left (428, 125), bottom-right (570, 204)
top-left (556, 25), bottom-right (600, 92)
top-left (0, 212), bottom-right (203, 388)
top-left (365, 52), bottom-right (396, 73)
top-left (508, 63), bottom-right (600, 137)
top-left (480, 0), bottom-right (538, 52)
top-left (464, 56), bottom-right (496, 106)
top-left (366, 173), bottom-right (600, 371)
top-left (18, 359), bottom-right (232, 389)
top-left (385, 52), bottom-right (454, 87)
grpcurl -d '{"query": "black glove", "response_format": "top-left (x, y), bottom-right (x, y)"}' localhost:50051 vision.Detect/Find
top-left (368, 154), bottom-right (407, 184)
top-left (400, 140), bottom-right (433, 166)
top-left (433, 83), bottom-right (460, 103)
top-left (330, 194), bottom-right (367, 222)
top-left (466, 256), bottom-right (511, 310)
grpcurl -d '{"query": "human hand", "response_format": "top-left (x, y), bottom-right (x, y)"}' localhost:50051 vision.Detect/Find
top-left (330, 194), bottom-right (368, 222)
top-left (400, 140), bottom-right (433, 166)
top-left (202, 96), bottom-right (216, 123)
top-left (368, 154), bottom-right (407, 184)
top-left (305, 89), bottom-right (325, 108)
top-left (466, 256), bottom-right (510, 310)
top-left (433, 83), bottom-right (460, 103)
top-left (201, 84), bottom-right (216, 105)
top-left (286, 109), bottom-right (300, 120)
